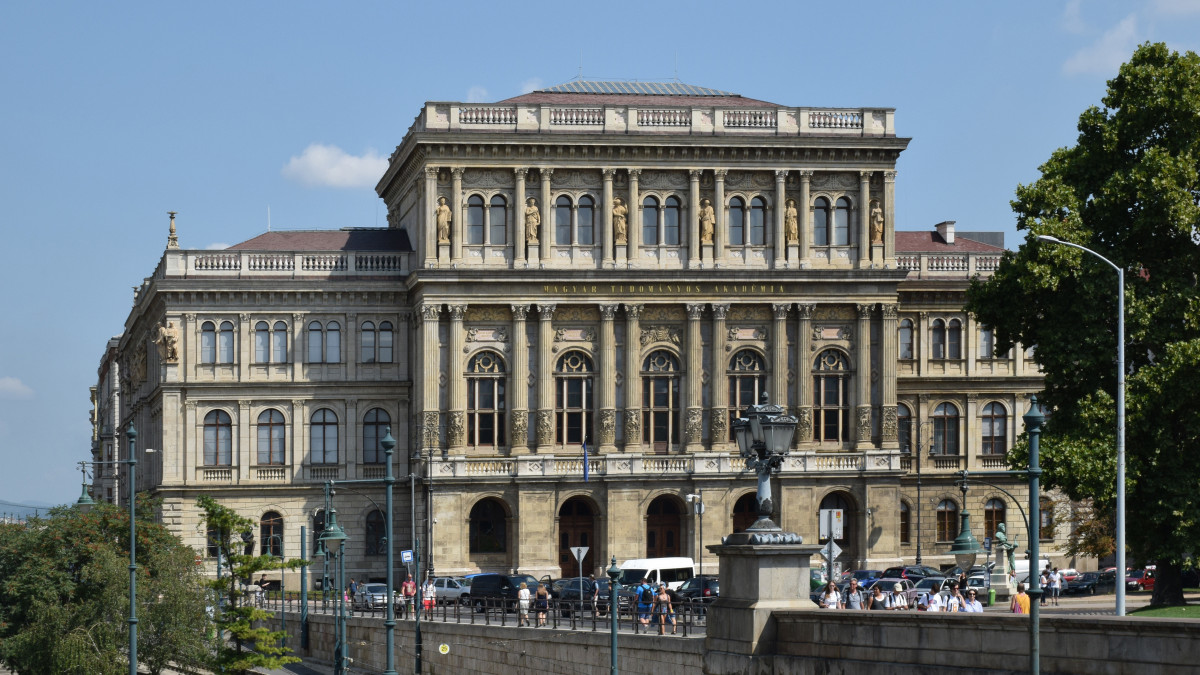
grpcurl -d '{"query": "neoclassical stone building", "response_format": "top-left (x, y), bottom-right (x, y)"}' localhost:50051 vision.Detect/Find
top-left (92, 81), bottom-right (1071, 585)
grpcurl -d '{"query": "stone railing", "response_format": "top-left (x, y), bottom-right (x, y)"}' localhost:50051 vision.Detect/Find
top-left (255, 466), bottom-right (287, 481)
top-left (171, 250), bottom-right (410, 279)
top-left (978, 454), bottom-right (1007, 469)
top-left (361, 465), bottom-right (387, 479)
top-left (308, 466), bottom-right (339, 482)
top-left (201, 468), bottom-right (233, 482)
top-left (637, 109), bottom-right (690, 126)
top-left (809, 110), bottom-right (863, 129)
top-left (459, 107), bottom-right (517, 125)
top-left (898, 252), bottom-right (1003, 279)
top-left (550, 108), bottom-right (603, 125)
top-left (723, 109), bottom-right (776, 128)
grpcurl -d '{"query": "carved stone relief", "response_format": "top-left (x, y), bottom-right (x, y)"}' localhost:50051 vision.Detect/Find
top-left (624, 408), bottom-right (640, 443)
top-left (728, 306), bottom-right (770, 322)
top-left (638, 170), bottom-right (688, 189)
top-left (465, 327), bottom-right (509, 343)
top-left (461, 168), bottom-right (514, 187)
top-left (511, 409), bottom-right (528, 445)
top-left (881, 406), bottom-right (898, 442)
top-left (555, 306), bottom-right (601, 322)
top-left (550, 169), bottom-right (602, 188)
top-left (641, 305), bottom-right (684, 321)
top-left (797, 407), bottom-right (813, 441)
top-left (640, 326), bottom-right (682, 346)
top-left (856, 406), bottom-right (872, 440)
top-left (599, 409), bottom-right (616, 445)
top-left (810, 172), bottom-right (858, 191)
top-left (813, 305), bottom-right (855, 321)
top-left (448, 411), bottom-right (465, 446)
top-left (554, 327), bottom-right (596, 343)
top-left (422, 411), bottom-right (440, 447)
top-left (711, 409), bottom-right (727, 441)
top-left (685, 408), bottom-right (703, 444)
top-left (536, 410), bottom-right (554, 446)
top-left (727, 326), bottom-right (767, 342)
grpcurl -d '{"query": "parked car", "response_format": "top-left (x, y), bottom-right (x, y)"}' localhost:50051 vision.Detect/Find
top-left (1065, 571), bottom-right (1106, 595)
top-left (555, 577), bottom-right (600, 617)
top-left (676, 575), bottom-right (720, 604)
top-left (352, 583), bottom-right (391, 610)
top-left (468, 573), bottom-right (540, 610)
top-left (1126, 567), bottom-right (1156, 592)
top-left (881, 565), bottom-right (943, 583)
top-left (867, 578), bottom-right (915, 595)
top-left (904, 576), bottom-right (952, 606)
top-left (432, 576), bottom-right (470, 605)
top-left (1059, 568), bottom-right (1079, 583)
top-left (840, 570), bottom-right (883, 587)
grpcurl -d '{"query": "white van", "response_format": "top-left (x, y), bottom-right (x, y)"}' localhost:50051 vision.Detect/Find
top-left (616, 557), bottom-right (695, 590)
top-left (1013, 558), bottom-right (1052, 584)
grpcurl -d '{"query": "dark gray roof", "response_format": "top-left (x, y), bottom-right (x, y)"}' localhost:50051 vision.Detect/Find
top-left (958, 232), bottom-right (1005, 248)
top-left (537, 80), bottom-right (738, 97)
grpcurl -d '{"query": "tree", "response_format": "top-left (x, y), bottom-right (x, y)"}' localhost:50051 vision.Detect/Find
top-left (967, 42), bottom-right (1200, 606)
top-left (196, 495), bottom-right (303, 674)
top-left (0, 501), bottom-right (214, 674)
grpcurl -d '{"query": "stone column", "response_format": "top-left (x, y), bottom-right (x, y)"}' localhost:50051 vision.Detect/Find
top-left (798, 170), bottom-right (812, 264)
top-left (535, 303), bottom-right (556, 451)
top-left (858, 171), bottom-right (872, 267)
top-left (883, 170), bottom-right (897, 263)
top-left (685, 303), bottom-right (705, 451)
top-left (627, 170), bottom-right (641, 259)
top-left (423, 168), bottom-right (438, 268)
top-left (771, 303), bottom-right (790, 407)
top-left (540, 169), bottom-right (553, 266)
top-left (796, 303), bottom-right (814, 444)
top-left (290, 313), bottom-right (302, 384)
top-left (918, 311), bottom-right (929, 376)
top-left (714, 170), bottom-right (726, 265)
top-left (598, 304), bottom-right (618, 451)
top-left (451, 168), bottom-right (464, 264)
top-left (237, 399), bottom-right (251, 481)
top-left (418, 304), bottom-right (441, 452)
top-left (345, 312), bottom-right (357, 381)
top-left (345, 398), bottom-right (359, 477)
top-left (774, 170), bottom-right (787, 268)
top-left (880, 304), bottom-right (899, 448)
top-left (514, 169), bottom-right (527, 268)
top-left (447, 305), bottom-right (467, 450)
top-left (510, 305), bottom-right (530, 452)
top-left (238, 313), bottom-right (250, 381)
top-left (855, 303), bottom-right (874, 449)
top-left (623, 303), bottom-right (643, 451)
top-left (688, 170), bottom-right (701, 268)
top-left (601, 169), bottom-right (615, 267)
top-left (710, 304), bottom-right (729, 445)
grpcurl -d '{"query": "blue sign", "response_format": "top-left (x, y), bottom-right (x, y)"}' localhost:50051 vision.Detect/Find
top-left (401, 549), bottom-right (414, 563)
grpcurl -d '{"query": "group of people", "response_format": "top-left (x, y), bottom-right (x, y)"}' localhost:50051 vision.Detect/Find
top-left (818, 578), bottom-right (983, 612)
top-left (517, 582), bottom-right (552, 627)
top-left (634, 578), bottom-right (677, 635)
top-left (343, 574), bottom-right (436, 618)
top-left (1008, 566), bottom-right (1067, 613)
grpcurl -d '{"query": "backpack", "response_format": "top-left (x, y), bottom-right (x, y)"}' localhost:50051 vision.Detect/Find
top-left (640, 586), bottom-right (654, 604)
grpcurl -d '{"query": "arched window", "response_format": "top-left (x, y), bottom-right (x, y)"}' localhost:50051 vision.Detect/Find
top-left (554, 351), bottom-right (593, 446)
top-left (325, 322), bottom-right (340, 363)
top-left (204, 410), bottom-right (233, 466)
top-left (256, 409), bottom-right (285, 465)
top-left (312, 510), bottom-right (325, 555)
top-left (932, 403), bottom-right (959, 455)
top-left (358, 320), bottom-right (392, 364)
top-left (555, 195), bottom-right (572, 245)
top-left (577, 195), bottom-right (595, 245)
top-left (813, 197), bottom-right (830, 246)
top-left (900, 501), bottom-right (911, 544)
top-left (467, 195), bottom-right (485, 245)
top-left (308, 321), bottom-right (324, 363)
top-left (897, 403), bottom-right (912, 454)
top-left (728, 350), bottom-right (766, 440)
top-left (310, 409), bottom-right (338, 464)
top-left (982, 402), bottom-right (1007, 455)
top-left (641, 350), bottom-right (681, 451)
top-left (272, 321), bottom-right (287, 363)
top-left (360, 321), bottom-right (376, 363)
top-left (936, 499), bottom-right (959, 542)
top-left (947, 319), bottom-right (962, 359)
top-left (833, 197), bottom-right (851, 245)
top-left (732, 493), bottom-right (758, 533)
top-left (365, 510), bottom-right (386, 556)
top-left (467, 351), bottom-right (506, 448)
top-left (362, 408), bottom-right (390, 464)
top-left (469, 498), bottom-right (507, 553)
top-left (201, 321), bottom-right (217, 364)
top-left (218, 321), bottom-right (235, 363)
top-left (642, 196), bottom-right (659, 245)
top-left (255, 321), bottom-right (271, 363)
top-left (749, 197), bottom-right (767, 246)
top-left (979, 325), bottom-right (995, 360)
top-left (664, 196), bottom-right (681, 245)
top-left (489, 195), bottom-right (507, 245)
top-left (1039, 496), bottom-right (1054, 540)
top-left (813, 349), bottom-right (850, 443)
top-left (931, 319), bottom-right (946, 359)
top-left (260, 511), bottom-right (283, 557)
top-left (899, 318), bottom-right (914, 359)
top-left (984, 499), bottom-right (1006, 540)
top-left (728, 197), bottom-right (746, 246)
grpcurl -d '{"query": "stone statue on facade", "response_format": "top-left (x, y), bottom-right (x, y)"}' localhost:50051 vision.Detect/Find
top-left (435, 196), bottom-right (452, 244)
top-left (994, 522), bottom-right (1017, 573)
top-left (524, 197), bottom-right (541, 244)
top-left (870, 199), bottom-right (884, 244)
top-left (154, 321), bottom-right (180, 362)
top-left (785, 199), bottom-right (799, 243)
top-left (699, 199), bottom-right (715, 244)
top-left (612, 198), bottom-right (628, 245)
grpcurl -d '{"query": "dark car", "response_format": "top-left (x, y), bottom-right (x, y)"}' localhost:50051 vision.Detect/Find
top-left (1066, 571), bottom-right (1106, 595)
top-left (467, 573), bottom-right (539, 610)
top-left (881, 565), bottom-right (943, 582)
top-left (555, 577), bottom-right (602, 617)
top-left (676, 575), bottom-right (720, 604)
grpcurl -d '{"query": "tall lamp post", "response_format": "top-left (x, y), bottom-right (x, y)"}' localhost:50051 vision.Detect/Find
top-left (267, 534), bottom-right (285, 647)
top-left (728, 394), bottom-right (799, 542)
top-left (685, 492), bottom-right (703, 574)
top-left (316, 508), bottom-right (348, 675)
top-left (606, 556), bottom-right (620, 675)
top-left (910, 420), bottom-right (933, 566)
top-left (1036, 234), bottom-right (1125, 616)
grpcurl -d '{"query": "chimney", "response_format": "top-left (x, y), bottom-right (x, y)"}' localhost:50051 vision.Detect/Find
top-left (935, 220), bottom-right (956, 245)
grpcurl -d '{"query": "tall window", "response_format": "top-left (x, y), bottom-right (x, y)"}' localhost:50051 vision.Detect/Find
top-left (365, 510), bottom-right (386, 556)
top-left (641, 350), bottom-right (681, 451)
top-left (554, 351), bottom-right (593, 446)
top-left (256, 409), bottom-right (285, 465)
top-left (362, 408), bottom-right (391, 464)
top-left (899, 318), bottom-right (914, 359)
top-left (984, 499), bottom-right (1006, 540)
top-left (255, 321), bottom-right (271, 363)
top-left (218, 321), bottom-right (235, 363)
top-left (897, 403), bottom-right (912, 454)
top-left (642, 196), bottom-right (659, 245)
top-left (947, 319), bottom-right (962, 359)
top-left (361, 321), bottom-right (375, 363)
top-left (272, 321), bottom-right (287, 363)
top-left (728, 197), bottom-right (745, 245)
top-left (201, 321), bottom-right (216, 363)
top-left (308, 321), bottom-right (323, 363)
top-left (577, 195), bottom-right (595, 245)
top-left (936, 499), bottom-right (959, 542)
top-left (325, 322), bottom-right (340, 363)
top-left (932, 403), bottom-right (959, 455)
top-left (307, 321), bottom-right (340, 363)
top-left (900, 502), bottom-right (911, 544)
top-left (260, 512), bottom-right (282, 557)
top-left (931, 319), bottom-right (946, 359)
top-left (204, 410), bottom-right (233, 466)
top-left (467, 194), bottom-right (485, 245)
top-left (310, 409), bottom-right (338, 464)
top-left (664, 196), bottom-right (681, 245)
top-left (467, 351), bottom-right (506, 447)
top-left (555, 195), bottom-right (572, 245)
top-left (469, 498), bottom-right (507, 553)
top-left (979, 326), bottom-right (995, 359)
top-left (360, 321), bottom-right (393, 363)
top-left (813, 197), bottom-right (830, 246)
top-left (813, 349), bottom-right (850, 443)
top-left (1039, 496), bottom-right (1055, 540)
top-left (749, 197), bottom-right (767, 245)
top-left (728, 350), bottom-right (766, 440)
top-left (833, 197), bottom-right (850, 245)
top-left (489, 195), bottom-right (507, 245)
top-left (981, 402), bottom-right (1007, 454)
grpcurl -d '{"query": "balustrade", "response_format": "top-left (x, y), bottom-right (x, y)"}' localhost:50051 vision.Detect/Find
top-left (202, 468), bottom-right (233, 481)
top-left (459, 107), bottom-right (517, 125)
top-left (550, 108), bottom-right (603, 125)
top-left (809, 111), bottom-right (863, 129)
top-left (255, 466), bottom-right (287, 481)
top-left (309, 466), bottom-right (339, 481)
top-left (637, 109), bottom-right (689, 126)
top-left (194, 254), bottom-right (240, 271)
top-left (723, 110), bottom-right (776, 128)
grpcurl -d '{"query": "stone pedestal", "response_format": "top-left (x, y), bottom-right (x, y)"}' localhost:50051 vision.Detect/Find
top-left (872, 243), bottom-right (885, 264)
top-left (787, 244), bottom-right (799, 267)
top-left (704, 539), bottom-right (822, 673)
top-left (527, 244), bottom-right (539, 264)
top-left (615, 244), bottom-right (627, 266)
top-left (438, 243), bottom-right (450, 264)
top-left (701, 243), bottom-right (713, 267)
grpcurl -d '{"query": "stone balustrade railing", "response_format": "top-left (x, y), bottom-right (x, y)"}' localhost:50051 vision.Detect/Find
top-left (164, 250), bottom-right (410, 278)
top-left (809, 110), bottom-right (863, 129)
top-left (550, 108), bottom-right (603, 125)
top-left (723, 109), bottom-right (776, 128)
top-left (898, 252), bottom-right (1003, 279)
top-left (637, 109), bottom-right (690, 126)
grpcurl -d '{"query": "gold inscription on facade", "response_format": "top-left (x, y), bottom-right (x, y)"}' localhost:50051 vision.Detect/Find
top-left (540, 284), bottom-right (786, 295)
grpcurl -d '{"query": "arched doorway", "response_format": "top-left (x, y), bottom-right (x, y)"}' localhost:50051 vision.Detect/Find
top-left (732, 493), bottom-right (757, 533)
top-left (818, 492), bottom-right (858, 571)
top-left (468, 497), bottom-right (512, 570)
top-left (646, 495), bottom-right (682, 558)
top-left (558, 497), bottom-right (596, 577)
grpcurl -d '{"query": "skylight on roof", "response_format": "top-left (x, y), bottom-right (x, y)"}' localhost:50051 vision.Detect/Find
top-left (537, 81), bottom-right (738, 97)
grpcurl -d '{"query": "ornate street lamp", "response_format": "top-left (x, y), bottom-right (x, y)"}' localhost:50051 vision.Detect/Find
top-left (726, 394), bottom-right (801, 545)
top-left (607, 556), bottom-right (621, 675)
top-left (318, 508), bottom-right (348, 675)
top-left (949, 510), bottom-right (983, 571)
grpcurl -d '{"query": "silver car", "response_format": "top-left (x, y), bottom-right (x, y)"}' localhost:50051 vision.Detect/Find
top-left (433, 576), bottom-right (470, 605)
top-left (352, 583), bottom-right (392, 610)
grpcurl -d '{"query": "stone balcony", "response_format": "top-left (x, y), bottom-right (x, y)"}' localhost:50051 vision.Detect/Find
top-left (897, 251), bottom-right (1001, 279)
top-left (156, 249), bottom-right (410, 280)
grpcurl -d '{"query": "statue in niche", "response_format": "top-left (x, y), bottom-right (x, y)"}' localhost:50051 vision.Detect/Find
top-left (154, 321), bottom-right (179, 362)
top-left (524, 197), bottom-right (541, 244)
top-left (870, 199), bottom-right (884, 244)
top-left (612, 198), bottom-right (628, 244)
top-left (436, 196), bottom-right (452, 244)
top-left (785, 199), bottom-right (799, 243)
top-left (699, 199), bottom-right (715, 244)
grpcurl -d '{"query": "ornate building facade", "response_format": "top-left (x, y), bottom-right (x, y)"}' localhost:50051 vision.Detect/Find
top-left (92, 81), bottom-right (1069, 584)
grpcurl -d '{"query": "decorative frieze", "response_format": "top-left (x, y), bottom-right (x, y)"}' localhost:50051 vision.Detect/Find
top-left (685, 408), bottom-right (703, 444)
top-left (422, 411), bottom-right (440, 447)
top-left (599, 409), bottom-right (616, 445)
top-left (448, 411), bottom-right (465, 446)
top-left (536, 410), bottom-right (554, 446)
top-left (511, 409), bottom-right (528, 444)
top-left (640, 326), bottom-right (682, 346)
top-left (881, 405), bottom-right (898, 442)
top-left (624, 408), bottom-right (640, 443)
top-left (711, 409), bottom-right (727, 441)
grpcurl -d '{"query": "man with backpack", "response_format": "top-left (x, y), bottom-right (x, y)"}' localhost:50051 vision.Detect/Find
top-left (636, 577), bottom-right (655, 627)
top-left (841, 578), bottom-right (866, 610)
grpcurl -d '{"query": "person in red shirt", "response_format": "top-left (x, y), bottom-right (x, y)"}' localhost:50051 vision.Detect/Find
top-left (401, 574), bottom-right (417, 619)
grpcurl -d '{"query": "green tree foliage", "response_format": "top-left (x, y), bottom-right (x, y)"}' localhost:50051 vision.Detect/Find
top-left (967, 42), bottom-right (1200, 606)
top-left (0, 501), bottom-right (213, 674)
top-left (197, 495), bottom-right (304, 674)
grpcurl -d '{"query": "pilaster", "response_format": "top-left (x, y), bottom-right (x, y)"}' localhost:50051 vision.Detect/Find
top-left (710, 303), bottom-right (729, 446)
top-left (601, 169), bottom-right (615, 267)
top-left (627, 170), bottom-right (641, 259)
top-left (447, 305), bottom-right (467, 450)
top-left (774, 170), bottom-right (787, 268)
top-left (623, 303), bottom-right (643, 451)
top-left (796, 303), bottom-right (814, 444)
top-left (290, 313), bottom-right (302, 384)
top-left (714, 170), bottom-right (727, 265)
top-left (858, 171), bottom-right (872, 267)
top-left (510, 305), bottom-right (529, 452)
top-left (237, 399), bottom-right (251, 481)
top-left (798, 170), bottom-right (812, 265)
top-left (540, 169), bottom-right (553, 266)
top-left (238, 313), bottom-right (249, 382)
top-left (771, 303), bottom-right (790, 408)
top-left (418, 303), bottom-right (441, 452)
top-left (598, 304), bottom-right (618, 451)
top-left (688, 170), bottom-right (702, 268)
top-left (855, 303), bottom-right (874, 449)
top-left (451, 168), bottom-right (464, 264)
top-left (424, 167), bottom-right (438, 268)
top-left (881, 304), bottom-right (899, 448)
top-left (685, 303), bottom-right (705, 451)
top-left (883, 170), bottom-right (897, 263)
top-left (535, 303), bottom-right (556, 451)
top-left (514, 169), bottom-right (527, 267)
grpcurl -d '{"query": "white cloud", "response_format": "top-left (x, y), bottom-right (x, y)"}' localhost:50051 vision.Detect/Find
top-left (281, 144), bottom-right (388, 189)
top-left (1153, 0), bottom-right (1200, 15)
top-left (1063, 14), bottom-right (1140, 76)
top-left (205, 242), bottom-right (231, 250)
top-left (1062, 0), bottom-right (1086, 33)
top-left (0, 377), bottom-right (33, 399)
top-left (519, 78), bottom-right (543, 94)
top-left (466, 86), bottom-right (489, 103)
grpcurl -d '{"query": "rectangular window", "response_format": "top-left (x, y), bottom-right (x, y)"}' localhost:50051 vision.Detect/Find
top-left (379, 329), bottom-right (392, 363)
top-left (202, 331), bottom-right (216, 364)
top-left (255, 330), bottom-right (269, 363)
top-left (308, 328), bottom-right (322, 363)
top-left (272, 327), bottom-right (287, 363)
top-left (218, 331), bottom-right (234, 364)
top-left (325, 329), bottom-right (339, 363)
top-left (642, 206), bottom-right (657, 245)
top-left (361, 329), bottom-right (376, 363)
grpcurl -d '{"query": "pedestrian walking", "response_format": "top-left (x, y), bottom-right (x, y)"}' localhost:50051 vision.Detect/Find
top-left (819, 582), bottom-right (841, 609)
top-left (636, 577), bottom-right (656, 625)
top-left (1051, 567), bottom-right (1063, 606)
top-left (1040, 566), bottom-right (1051, 605)
top-left (842, 578), bottom-right (866, 610)
top-left (886, 583), bottom-right (908, 610)
top-left (517, 582), bottom-right (531, 626)
top-left (654, 584), bottom-right (676, 634)
top-left (401, 574), bottom-right (417, 619)
top-left (962, 589), bottom-right (984, 612)
top-left (535, 583), bottom-right (550, 626)
top-left (945, 581), bottom-right (963, 613)
top-left (422, 577), bottom-right (437, 614)
top-left (1011, 583), bottom-right (1030, 614)
top-left (867, 585), bottom-right (888, 610)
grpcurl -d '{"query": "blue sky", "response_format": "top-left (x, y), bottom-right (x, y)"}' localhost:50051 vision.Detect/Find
top-left (1, 0), bottom-right (1198, 508)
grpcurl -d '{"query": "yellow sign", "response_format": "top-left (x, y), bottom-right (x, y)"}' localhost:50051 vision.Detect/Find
top-left (439, 643), bottom-right (450, 655)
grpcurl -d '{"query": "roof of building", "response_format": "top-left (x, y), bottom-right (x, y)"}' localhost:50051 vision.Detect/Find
top-left (227, 228), bottom-right (412, 252)
top-left (895, 231), bottom-right (1007, 253)
top-left (498, 79), bottom-right (779, 108)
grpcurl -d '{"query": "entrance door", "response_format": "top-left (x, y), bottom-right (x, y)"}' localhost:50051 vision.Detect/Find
top-left (558, 497), bottom-right (595, 578)
top-left (819, 492), bottom-right (857, 569)
top-left (646, 496), bottom-right (682, 558)
top-left (732, 493), bottom-right (757, 533)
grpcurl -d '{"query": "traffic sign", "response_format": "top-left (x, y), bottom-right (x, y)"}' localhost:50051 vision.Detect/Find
top-left (570, 546), bottom-right (589, 562)
top-left (401, 549), bottom-right (414, 563)
top-left (821, 540), bottom-right (842, 561)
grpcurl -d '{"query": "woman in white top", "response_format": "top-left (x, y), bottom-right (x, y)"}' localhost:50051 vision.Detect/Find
top-left (961, 588), bottom-right (984, 612)
top-left (819, 582), bottom-right (841, 609)
top-left (517, 582), bottom-right (532, 626)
